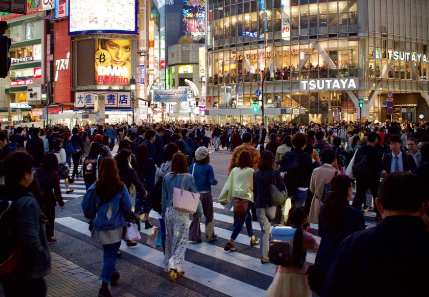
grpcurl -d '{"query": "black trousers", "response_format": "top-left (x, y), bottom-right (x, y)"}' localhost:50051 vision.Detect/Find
top-left (353, 177), bottom-right (380, 217)
top-left (1, 277), bottom-right (46, 297)
top-left (71, 151), bottom-right (82, 178)
top-left (45, 205), bottom-right (55, 239)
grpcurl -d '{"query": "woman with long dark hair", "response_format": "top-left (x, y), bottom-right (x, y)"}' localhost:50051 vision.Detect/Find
top-left (266, 206), bottom-right (319, 297)
top-left (81, 158), bottom-right (132, 297)
top-left (162, 153), bottom-right (199, 282)
top-left (53, 138), bottom-right (73, 194)
top-left (36, 153), bottom-right (64, 243)
top-left (312, 175), bottom-right (365, 295)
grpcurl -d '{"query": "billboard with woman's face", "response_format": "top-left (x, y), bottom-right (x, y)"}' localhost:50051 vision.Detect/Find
top-left (95, 39), bottom-right (131, 86)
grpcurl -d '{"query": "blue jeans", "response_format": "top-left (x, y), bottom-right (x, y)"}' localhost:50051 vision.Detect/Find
top-left (100, 241), bottom-right (121, 283)
top-left (214, 136), bottom-right (220, 150)
top-left (109, 138), bottom-right (115, 150)
top-left (231, 202), bottom-right (254, 240)
top-left (291, 190), bottom-right (307, 206)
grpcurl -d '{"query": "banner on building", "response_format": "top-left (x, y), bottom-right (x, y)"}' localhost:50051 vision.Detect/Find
top-left (75, 91), bottom-right (132, 108)
top-left (281, 0), bottom-right (290, 41)
top-left (139, 0), bottom-right (147, 51)
top-left (153, 89), bottom-right (188, 103)
top-left (199, 46), bottom-right (205, 79)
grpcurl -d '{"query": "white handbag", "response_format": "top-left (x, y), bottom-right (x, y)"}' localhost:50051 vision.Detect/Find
top-left (123, 222), bottom-right (141, 241)
top-left (173, 174), bottom-right (201, 213)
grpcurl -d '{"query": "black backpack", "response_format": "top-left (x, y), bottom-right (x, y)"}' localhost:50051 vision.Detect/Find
top-left (0, 198), bottom-right (22, 275)
top-left (280, 153), bottom-right (306, 196)
top-left (152, 176), bottom-right (164, 214)
top-left (352, 154), bottom-right (370, 178)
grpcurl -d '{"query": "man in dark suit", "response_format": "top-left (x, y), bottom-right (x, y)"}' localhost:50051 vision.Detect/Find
top-left (322, 172), bottom-right (429, 297)
top-left (162, 124), bottom-right (172, 144)
top-left (259, 123), bottom-right (267, 145)
top-left (382, 134), bottom-right (417, 176)
top-left (25, 128), bottom-right (45, 169)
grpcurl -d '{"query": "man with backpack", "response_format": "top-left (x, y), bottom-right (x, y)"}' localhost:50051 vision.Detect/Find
top-left (277, 132), bottom-right (313, 207)
top-left (25, 128), bottom-right (45, 169)
top-left (382, 134), bottom-right (417, 175)
top-left (70, 128), bottom-right (84, 179)
top-left (352, 132), bottom-right (382, 219)
top-left (0, 151), bottom-right (51, 296)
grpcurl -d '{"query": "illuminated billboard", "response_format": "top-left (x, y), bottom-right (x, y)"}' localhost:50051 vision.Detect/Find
top-left (183, 0), bottom-right (205, 43)
top-left (95, 39), bottom-right (131, 86)
top-left (69, 0), bottom-right (137, 35)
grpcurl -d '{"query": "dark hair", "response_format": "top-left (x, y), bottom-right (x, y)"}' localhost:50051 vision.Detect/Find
top-left (285, 206), bottom-right (306, 267)
top-left (180, 128), bottom-right (189, 137)
top-left (9, 134), bottom-right (17, 143)
top-left (421, 143), bottom-right (429, 163)
top-left (269, 133), bottom-right (277, 141)
top-left (102, 135), bottom-right (109, 146)
top-left (170, 153), bottom-right (189, 177)
top-left (307, 130), bottom-right (316, 140)
top-left (82, 131), bottom-right (88, 141)
top-left (164, 143), bottom-right (179, 161)
top-left (282, 136), bottom-right (292, 147)
top-left (320, 175), bottom-right (353, 228)
top-left (88, 142), bottom-right (100, 158)
top-left (115, 149), bottom-right (132, 175)
top-left (242, 132), bottom-right (252, 143)
top-left (351, 135), bottom-right (360, 148)
top-left (144, 129), bottom-right (156, 141)
top-left (0, 130), bottom-right (7, 142)
top-left (292, 132), bottom-right (307, 149)
top-left (321, 149), bottom-right (336, 164)
top-left (315, 130), bottom-right (325, 141)
top-left (170, 133), bottom-right (181, 143)
top-left (118, 139), bottom-right (131, 151)
top-left (258, 151), bottom-right (274, 170)
top-left (96, 157), bottom-right (124, 202)
top-left (32, 128), bottom-right (40, 137)
top-left (157, 127), bottom-right (165, 133)
top-left (54, 138), bottom-right (63, 148)
top-left (41, 153), bottom-right (58, 172)
top-left (175, 140), bottom-right (186, 155)
top-left (389, 134), bottom-right (402, 145)
top-left (2, 151), bottom-right (33, 184)
top-left (408, 137), bottom-right (418, 145)
top-left (347, 131), bottom-right (354, 136)
top-left (238, 151), bottom-right (252, 169)
top-left (63, 132), bottom-right (71, 141)
top-left (378, 172), bottom-right (428, 212)
top-left (367, 131), bottom-right (378, 143)
top-left (136, 144), bottom-right (149, 162)
top-left (333, 136), bottom-right (342, 147)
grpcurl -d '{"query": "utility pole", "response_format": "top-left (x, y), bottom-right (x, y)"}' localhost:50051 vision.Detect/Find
top-left (261, 71), bottom-right (270, 126)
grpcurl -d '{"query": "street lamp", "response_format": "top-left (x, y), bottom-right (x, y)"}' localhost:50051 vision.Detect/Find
top-left (130, 76), bottom-right (136, 124)
top-left (41, 89), bottom-right (48, 128)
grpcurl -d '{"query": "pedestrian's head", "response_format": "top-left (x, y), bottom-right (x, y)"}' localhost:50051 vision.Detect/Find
top-left (63, 132), bottom-right (71, 141)
top-left (118, 139), bottom-right (131, 151)
top-left (367, 132), bottom-right (378, 144)
top-left (54, 138), bottom-right (63, 148)
top-left (1, 151), bottom-right (33, 186)
top-left (286, 206), bottom-right (308, 228)
top-left (164, 143), bottom-right (179, 161)
top-left (94, 134), bottom-right (103, 143)
top-left (242, 132), bottom-right (252, 143)
top-left (41, 153), bottom-right (58, 172)
top-left (72, 128), bottom-right (79, 135)
top-left (195, 147), bottom-right (210, 164)
top-left (115, 149), bottom-right (132, 174)
top-left (88, 142), bottom-right (100, 158)
top-left (144, 129), bottom-right (156, 142)
top-left (389, 134), bottom-right (402, 154)
top-left (0, 131), bottom-right (7, 148)
top-left (180, 128), bottom-right (189, 137)
top-left (171, 153), bottom-right (188, 177)
top-left (315, 131), bottom-right (325, 141)
top-left (377, 172), bottom-right (428, 217)
top-left (9, 134), bottom-right (17, 143)
top-left (321, 149), bottom-right (336, 165)
top-left (333, 136), bottom-right (342, 147)
top-left (282, 136), bottom-right (292, 147)
top-left (258, 151), bottom-right (274, 170)
top-left (96, 157), bottom-right (124, 202)
top-left (291, 132), bottom-right (307, 150)
top-left (102, 135), bottom-right (109, 146)
top-left (407, 138), bottom-right (418, 154)
top-left (238, 151), bottom-right (252, 169)
top-left (32, 128), bottom-right (40, 137)
top-left (269, 133), bottom-right (277, 141)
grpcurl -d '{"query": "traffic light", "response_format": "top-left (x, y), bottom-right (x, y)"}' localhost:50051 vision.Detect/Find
top-left (0, 35), bottom-right (12, 78)
top-left (252, 100), bottom-right (259, 112)
top-left (359, 99), bottom-right (364, 108)
top-left (60, 104), bottom-right (63, 113)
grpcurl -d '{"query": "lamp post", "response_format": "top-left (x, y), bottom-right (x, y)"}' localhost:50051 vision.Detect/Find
top-left (41, 89), bottom-right (47, 128)
top-left (130, 76), bottom-right (136, 124)
top-left (261, 71), bottom-right (270, 126)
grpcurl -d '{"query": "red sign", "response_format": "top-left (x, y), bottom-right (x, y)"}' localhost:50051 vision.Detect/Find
top-left (53, 20), bottom-right (72, 104)
top-left (33, 67), bottom-right (42, 79)
top-left (10, 79), bottom-right (33, 86)
top-left (161, 60), bottom-right (165, 69)
top-left (31, 110), bottom-right (43, 116)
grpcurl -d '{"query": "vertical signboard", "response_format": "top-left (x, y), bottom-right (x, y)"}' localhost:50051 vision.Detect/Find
top-left (281, 0), bottom-right (290, 41)
top-left (54, 20), bottom-right (72, 103)
top-left (55, 0), bottom-right (69, 19)
top-left (139, 0), bottom-right (147, 52)
top-left (199, 46), bottom-right (205, 80)
top-left (140, 65), bottom-right (145, 84)
top-left (148, 20), bottom-right (155, 71)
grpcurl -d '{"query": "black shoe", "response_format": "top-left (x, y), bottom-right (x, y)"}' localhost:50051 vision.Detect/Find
top-left (110, 271), bottom-right (120, 286)
top-left (117, 251), bottom-right (122, 258)
top-left (145, 220), bottom-right (154, 229)
top-left (66, 189), bottom-right (74, 194)
top-left (126, 240), bottom-right (137, 247)
top-left (98, 283), bottom-right (112, 297)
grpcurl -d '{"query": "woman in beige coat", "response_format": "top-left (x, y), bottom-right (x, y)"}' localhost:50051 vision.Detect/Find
top-left (308, 149), bottom-right (338, 224)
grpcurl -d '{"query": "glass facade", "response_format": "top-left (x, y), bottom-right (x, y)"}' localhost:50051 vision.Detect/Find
top-left (206, 0), bottom-right (429, 123)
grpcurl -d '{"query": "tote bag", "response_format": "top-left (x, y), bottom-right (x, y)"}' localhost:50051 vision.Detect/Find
top-left (173, 175), bottom-right (201, 213)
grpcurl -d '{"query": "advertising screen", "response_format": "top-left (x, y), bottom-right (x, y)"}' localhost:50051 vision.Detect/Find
top-left (69, 0), bottom-right (137, 35)
top-left (95, 39), bottom-right (131, 86)
top-left (183, 0), bottom-right (205, 43)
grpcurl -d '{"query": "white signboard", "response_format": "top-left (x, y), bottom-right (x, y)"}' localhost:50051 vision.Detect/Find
top-left (75, 91), bottom-right (132, 108)
top-left (27, 86), bottom-right (42, 102)
top-left (388, 51), bottom-right (428, 63)
top-left (153, 89), bottom-right (188, 103)
top-left (300, 78), bottom-right (359, 91)
top-left (281, 0), bottom-right (290, 41)
top-left (42, 0), bottom-right (54, 10)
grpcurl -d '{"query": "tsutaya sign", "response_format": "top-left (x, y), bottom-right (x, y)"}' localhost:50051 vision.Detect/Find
top-left (300, 78), bottom-right (359, 91)
top-left (388, 51), bottom-right (428, 63)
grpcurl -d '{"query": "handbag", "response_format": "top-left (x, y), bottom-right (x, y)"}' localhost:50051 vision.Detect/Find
top-left (57, 163), bottom-right (70, 179)
top-left (321, 171), bottom-right (339, 203)
top-left (270, 171), bottom-right (288, 206)
top-left (173, 174), bottom-right (201, 213)
top-left (265, 205), bottom-right (277, 221)
top-left (123, 222), bottom-right (141, 241)
top-left (146, 227), bottom-right (159, 248)
top-left (233, 197), bottom-right (249, 218)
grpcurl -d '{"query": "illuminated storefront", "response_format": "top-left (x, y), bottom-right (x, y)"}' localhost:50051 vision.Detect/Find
top-left (205, 0), bottom-right (429, 124)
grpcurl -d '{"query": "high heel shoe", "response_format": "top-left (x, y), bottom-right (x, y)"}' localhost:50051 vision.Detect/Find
top-left (177, 271), bottom-right (185, 278)
top-left (169, 269), bottom-right (177, 282)
top-left (224, 242), bottom-right (237, 252)
top-left (250, 238), bottom-right (260, 247)
top-left (145, 220), bottom-right (153, 229)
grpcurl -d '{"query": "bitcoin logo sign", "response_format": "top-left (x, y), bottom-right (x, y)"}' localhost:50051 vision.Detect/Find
top-left (95, 50), bottom-right (111, 67)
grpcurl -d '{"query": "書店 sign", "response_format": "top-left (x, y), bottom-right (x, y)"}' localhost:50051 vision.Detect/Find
top-left (300, 78), bottom-right (359, 91)
top-left (75, 91), bottom-right (132, 108)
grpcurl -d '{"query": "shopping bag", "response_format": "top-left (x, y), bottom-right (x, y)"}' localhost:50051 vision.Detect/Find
top-left (281, 198), bottom-right (292, 224)
top-left (123, 222), bottom-right (141, 241)
top-left (146, 227), bottom-right (159, 248)
top-left (156, 228), bottom-right (163, 246)
top-left (159, 218), bottom-right (166, 253)
top-left (345, 151), bottom-right (357, 179)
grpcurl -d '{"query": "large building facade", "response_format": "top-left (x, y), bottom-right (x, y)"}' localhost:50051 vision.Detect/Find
top-left (205, 0), bottom-right (429, 124)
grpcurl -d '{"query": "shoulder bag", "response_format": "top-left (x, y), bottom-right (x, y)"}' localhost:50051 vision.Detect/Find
top-left (173, 174), bottom-right (201, 213)
top-left (321, 170), bottom-right (339, 203)
top-left (270, 171), bottom-right (288, 206)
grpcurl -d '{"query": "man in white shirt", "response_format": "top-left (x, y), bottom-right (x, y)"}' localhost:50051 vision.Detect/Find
top-left (382, 134), bottom-right (417, 176)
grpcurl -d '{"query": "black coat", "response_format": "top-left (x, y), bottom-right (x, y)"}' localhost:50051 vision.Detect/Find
top-left (26, 136), bottom-right (45, 168)
top-left (120, 168), bottom-right (146, 195)
top-left (36, 168), bottom-right (64, 208)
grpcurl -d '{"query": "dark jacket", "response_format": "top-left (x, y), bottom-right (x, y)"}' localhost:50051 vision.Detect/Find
top-left (154, 134), bottom-right (164, 166)
top-left (36, 168), bottom-right (64, 208)
top-left (413, 162), bottom-right (429, 216)
top-left (3, 142), bottom-right (21, 157)
top-left (0, 184), bottom-right (51, 279)
top-left (48, 132), bottom-right (62, 152)
top-left (135, 157), bottom-right (156, 191)
top-left (25, 136), bottom-right (45, 168)
top-left (70, 134), bottom-right (84, 151)
top-left (265, 140), bottom-right (280, 156)
top-left (315, 204), bottom-right (365, 274)
top-left (119, 168), bottom-right (146, 195)
top-left (355, 144), bottom-right (383, 179)
top-left (212, 128), bottom-right (221, 137)
top-left (144, 140), bottom-right (156, 159)
top-left (260, 128), bottom-right (267, 143)
top-left (277, 148), bottom-right (313, 194)
top-left (382, 151), bottom-right (417, 174)
top-left (253, 169), bottom-right (286, 208)
top-left (162, 130), bottom-right (172, 144)
top-left (322, 216), bottom-right (429, 297)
